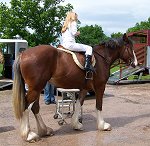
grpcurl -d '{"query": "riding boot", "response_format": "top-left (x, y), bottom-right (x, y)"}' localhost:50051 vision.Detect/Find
top-left (84, 55), bottom-right (94, 72)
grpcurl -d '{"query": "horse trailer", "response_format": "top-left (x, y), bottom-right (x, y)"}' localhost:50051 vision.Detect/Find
top-left (0, 39), bottom-right (28, 88)
top-left (108, 29), bottom-right (150, 84)
top-left (128, 29), bottom-right (150, 71)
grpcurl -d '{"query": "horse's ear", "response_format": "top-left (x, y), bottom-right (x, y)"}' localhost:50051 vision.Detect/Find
top-left (123, 33), bottom-right (129, 43)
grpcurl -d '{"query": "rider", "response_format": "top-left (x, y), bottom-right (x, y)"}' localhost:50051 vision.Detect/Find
top-left (61, 11), bottom-right (93, 72)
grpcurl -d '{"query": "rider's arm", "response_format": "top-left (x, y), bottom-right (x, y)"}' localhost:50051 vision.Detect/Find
top-left (70, 21), bottom-right (80, 36)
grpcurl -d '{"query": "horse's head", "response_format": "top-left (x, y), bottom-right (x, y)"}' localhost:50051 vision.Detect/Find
top-left (119, 33), bottom-right (138, 67)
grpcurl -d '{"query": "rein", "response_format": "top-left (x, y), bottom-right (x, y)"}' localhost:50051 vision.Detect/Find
top-left (119, 44), bottom-right (134, 65)
top-left (93, 50), bottom-right (111, 64)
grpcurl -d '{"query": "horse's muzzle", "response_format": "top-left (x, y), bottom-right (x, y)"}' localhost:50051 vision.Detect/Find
top-left (130, 59), bottom-right (138, 68)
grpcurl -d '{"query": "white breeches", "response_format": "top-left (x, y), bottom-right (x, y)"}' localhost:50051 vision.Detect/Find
top-left (62, 42), bottom-right (93, 55)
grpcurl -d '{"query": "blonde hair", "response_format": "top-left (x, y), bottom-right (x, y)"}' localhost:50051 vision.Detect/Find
top-left (61, 11), bottom-right (78, 33)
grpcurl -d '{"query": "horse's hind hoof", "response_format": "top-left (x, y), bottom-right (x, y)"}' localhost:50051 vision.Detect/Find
top-left (46, 127), bottom-right (54, 136)
top-left (72, 122), bottom-right (83, 131)
top-left (26, 131), bottom-right (40, 142)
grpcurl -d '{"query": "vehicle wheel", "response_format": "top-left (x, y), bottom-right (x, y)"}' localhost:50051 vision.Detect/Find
top-left (53, 114), bottom-right (58, 119)
top-left (58, 120), bottom-right (64, 125)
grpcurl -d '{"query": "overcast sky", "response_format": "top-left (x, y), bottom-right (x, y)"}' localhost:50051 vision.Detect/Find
top-left (1, 0), bottom-right (150, 36)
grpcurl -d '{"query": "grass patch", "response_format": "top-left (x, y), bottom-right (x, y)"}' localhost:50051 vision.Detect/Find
top-left (128, 74), bottom-right (150, 80)
top-left (110, 66), bottom-right (120, 74)
top-left (110, 65), bottom-right (150, 80)
top-left (0, 64), bottom-right (4, 77)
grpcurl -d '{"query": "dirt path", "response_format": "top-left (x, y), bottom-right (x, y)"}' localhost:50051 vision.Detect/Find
top-left (0, 84), bottom-right (150, 146)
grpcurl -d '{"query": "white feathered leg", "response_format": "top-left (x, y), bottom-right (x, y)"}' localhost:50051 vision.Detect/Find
top-left (97, 110), bottom-right (111, 131)
top-left (34, 113), bottom-right (54, 137)
top-left (71, 99), bottom-right (83, 130)
top-left (20, 103), bottom-right (40, 142)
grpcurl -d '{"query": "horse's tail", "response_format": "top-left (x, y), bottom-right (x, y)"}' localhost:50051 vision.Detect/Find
top-left (12, 56), bottom-right (26, 120)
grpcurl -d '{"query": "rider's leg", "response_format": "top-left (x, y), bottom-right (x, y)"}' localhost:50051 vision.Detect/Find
top-left (84, 54), bottom-right (93, 71)
top-left (63, 43), bottom-right (94, 72)
top-left (84, 46), bottom-right (94, 72)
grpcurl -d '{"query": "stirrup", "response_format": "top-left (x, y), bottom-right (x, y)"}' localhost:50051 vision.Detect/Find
top-left (84, 66), bottom-right (95, 73)
top-left (85, 71), bottom-right (93, 80)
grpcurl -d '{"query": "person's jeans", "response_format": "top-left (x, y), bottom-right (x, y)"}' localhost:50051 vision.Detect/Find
top-left (44, 82), bottom-right (55, 103)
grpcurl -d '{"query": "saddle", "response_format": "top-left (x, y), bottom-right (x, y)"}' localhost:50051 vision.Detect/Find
top-left (57, 45), bottom-right (96, 70)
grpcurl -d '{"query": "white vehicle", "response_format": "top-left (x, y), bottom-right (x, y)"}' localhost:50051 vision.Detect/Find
top-left (0, 39), bottom-right (28, 88)
top-left (0, 39), bottom-right (28, 59)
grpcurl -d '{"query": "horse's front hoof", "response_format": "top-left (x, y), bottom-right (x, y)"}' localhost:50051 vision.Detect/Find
top-left (98, 122), bottom-right (112, 131)
top-left (26, 131), bottom-right (40, 142)
top-left (103, 123), bottom-right (112, 131)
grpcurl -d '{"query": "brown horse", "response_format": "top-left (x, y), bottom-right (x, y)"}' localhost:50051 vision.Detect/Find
top-left (12, 33), bottom-right (137, 142)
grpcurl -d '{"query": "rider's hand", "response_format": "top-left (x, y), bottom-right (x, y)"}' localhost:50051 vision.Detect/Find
top-left (75, 31), bottom-right (80, 36)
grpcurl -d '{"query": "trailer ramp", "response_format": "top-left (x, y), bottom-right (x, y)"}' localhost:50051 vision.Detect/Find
top-left (108, 66), bottom-right (147, 84)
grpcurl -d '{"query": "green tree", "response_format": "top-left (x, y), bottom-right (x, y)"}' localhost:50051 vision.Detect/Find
top-left (77, 25), bottom-right (108, 46)
top-left (111, 32), bottom-right (123, 38)
top-left (0, 0), bottom-right (73, 46)
top-left (0, 3), bottom-right (11, 38)
top-left (127, 17), bottom-right (150, 33)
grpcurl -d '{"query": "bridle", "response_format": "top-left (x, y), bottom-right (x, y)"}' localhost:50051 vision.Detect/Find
top-left (119, 43), bottom-right (134, 66)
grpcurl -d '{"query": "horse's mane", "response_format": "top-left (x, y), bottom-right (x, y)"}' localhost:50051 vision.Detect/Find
top-left (99, 38), bottom-right (124, 49)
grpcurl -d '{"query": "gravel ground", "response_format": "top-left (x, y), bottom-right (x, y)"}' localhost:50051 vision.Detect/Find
top-left (0, 84), bottom-right (150, 146)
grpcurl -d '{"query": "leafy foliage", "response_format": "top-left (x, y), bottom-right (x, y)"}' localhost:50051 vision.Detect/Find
top-left (0, 0), bottom-right (73, 46)
top-left (111, 32), bottom-right (123, 38)
top-left (127, 17), bottom-right (150, 33)
top-left (77, 25), bottom-right (108, 46)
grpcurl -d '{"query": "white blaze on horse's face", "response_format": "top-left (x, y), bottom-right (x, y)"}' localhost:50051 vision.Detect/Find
top-left (133, 50), bottom-right (138, 66)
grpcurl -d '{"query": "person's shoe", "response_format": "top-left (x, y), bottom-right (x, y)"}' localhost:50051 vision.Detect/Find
top-left (45, 101), bottom-right (51, 105)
